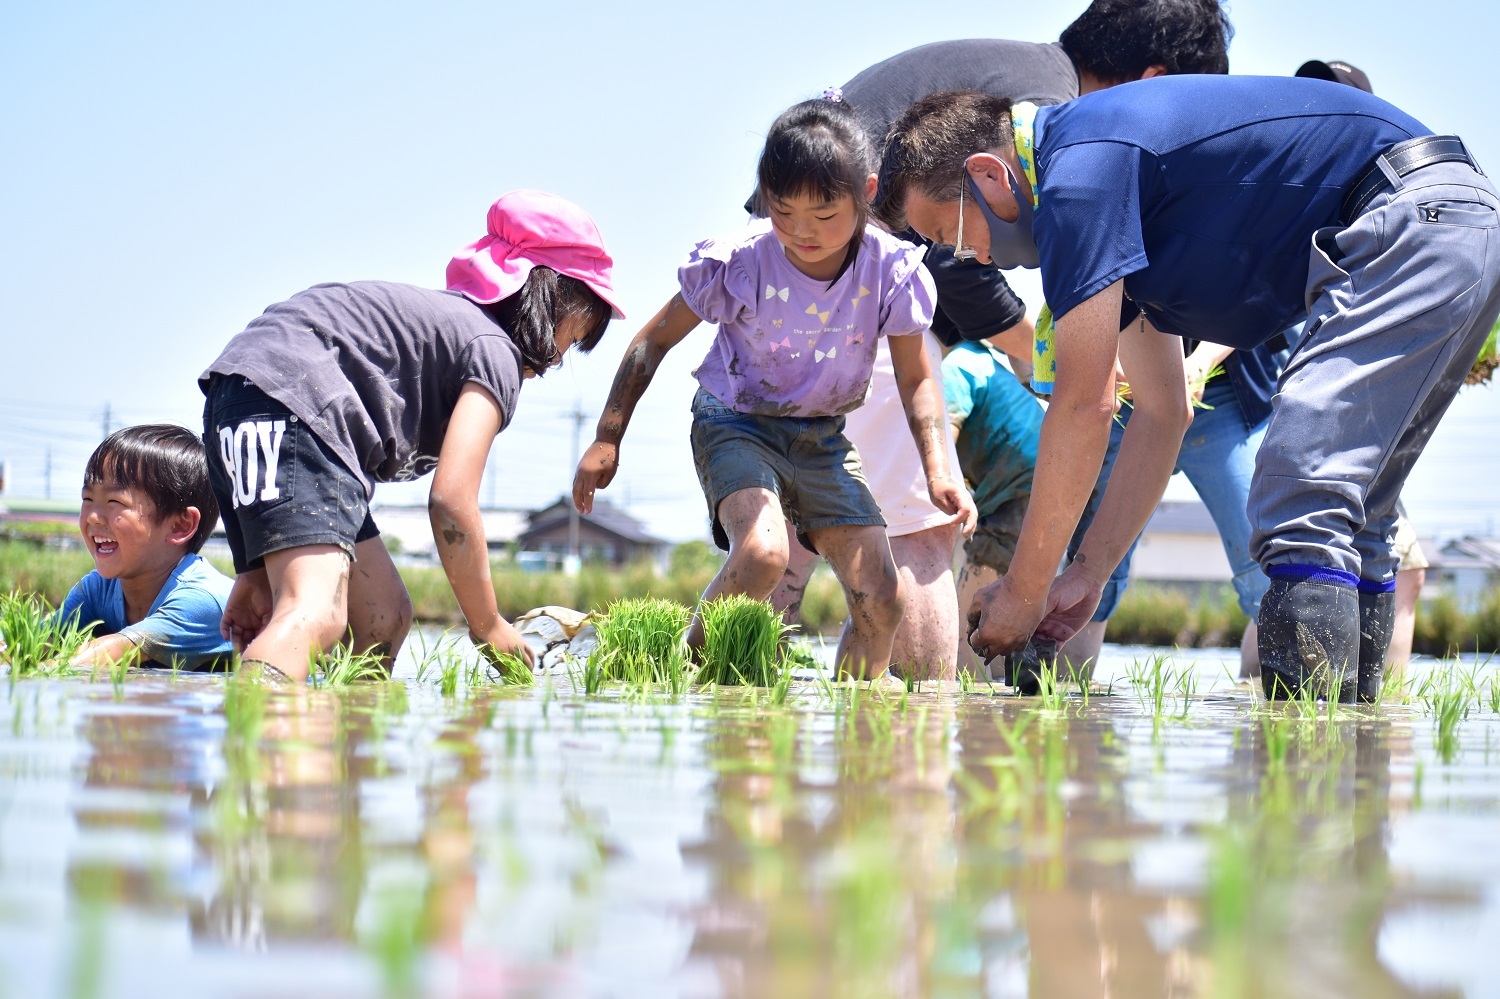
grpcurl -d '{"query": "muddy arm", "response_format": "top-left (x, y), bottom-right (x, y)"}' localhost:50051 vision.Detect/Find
top-left (430, 383), bottom-right (533, 667)
top-left (573, 292), bottom-right (702, 514)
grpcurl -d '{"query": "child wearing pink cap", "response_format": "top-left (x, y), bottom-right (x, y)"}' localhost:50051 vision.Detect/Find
top-left (574, 97), bottom-right (976, 680)
top-left (200, 190), bottom-right (621, 683)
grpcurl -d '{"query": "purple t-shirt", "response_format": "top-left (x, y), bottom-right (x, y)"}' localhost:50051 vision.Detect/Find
top-left (681, 221), bottom-right (935, 417)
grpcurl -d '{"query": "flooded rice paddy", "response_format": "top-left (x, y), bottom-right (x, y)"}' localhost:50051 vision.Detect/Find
top-left (0, 638), bottom-right (1497, 998)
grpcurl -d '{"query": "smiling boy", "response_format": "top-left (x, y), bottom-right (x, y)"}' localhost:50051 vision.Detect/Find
top-left (59, 424), bottom-right (234, 670)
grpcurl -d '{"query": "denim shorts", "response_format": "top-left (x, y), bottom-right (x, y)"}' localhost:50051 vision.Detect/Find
top-left (202, 376), bottom-right (378, 572)
top-left (963, 495), bottom-right (1029, 574)
top-left (689, 388), bottom-right (884, 553)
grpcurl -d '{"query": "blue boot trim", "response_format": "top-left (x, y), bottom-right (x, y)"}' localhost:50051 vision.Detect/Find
top-left (1266, 563), bottom-right (1358, 588)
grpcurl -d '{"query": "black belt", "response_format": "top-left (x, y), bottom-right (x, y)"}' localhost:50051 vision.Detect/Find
top-left (1340, 134), bottom-right (1479, 225)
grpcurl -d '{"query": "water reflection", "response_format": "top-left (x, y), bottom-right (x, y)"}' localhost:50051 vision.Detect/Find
top-left (0, 647), bottom-right (1492, 997)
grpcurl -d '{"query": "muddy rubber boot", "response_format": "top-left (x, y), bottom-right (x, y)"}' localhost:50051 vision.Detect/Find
top-left (1256, 578), bottom-right (1359, 702)
top-left (1005, 637), bottom-right (1058, 696)
top-left (1356, 589), bottom-right (1396, 704)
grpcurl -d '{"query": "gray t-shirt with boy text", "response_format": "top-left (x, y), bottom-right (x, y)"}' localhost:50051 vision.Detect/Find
top-left (201, 281), bottom-right (523, 493)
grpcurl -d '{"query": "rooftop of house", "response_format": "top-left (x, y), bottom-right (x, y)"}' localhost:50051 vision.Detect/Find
top-left (523, 497), bottom-right (663, 546)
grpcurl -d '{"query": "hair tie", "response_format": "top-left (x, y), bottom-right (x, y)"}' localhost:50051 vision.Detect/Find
top-left (822, 86), bottom-right (843, 102)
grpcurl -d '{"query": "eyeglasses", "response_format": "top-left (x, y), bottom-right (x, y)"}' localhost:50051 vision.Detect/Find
top-left (953, 178), bottom-right (978, 262)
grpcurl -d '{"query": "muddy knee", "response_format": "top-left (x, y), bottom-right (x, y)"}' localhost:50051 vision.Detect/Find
top-left (724, 534), bottom-right (791, 596)
top-left (850, 565), bottom-right (905, 635)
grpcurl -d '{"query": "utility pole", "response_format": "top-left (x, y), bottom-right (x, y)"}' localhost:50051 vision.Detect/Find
top-left (44, 447), bottom-right (52, 501)
top-left (101, 402), bottom-right (112, 440)
top-left (566, 401), bottom-right (587, 574)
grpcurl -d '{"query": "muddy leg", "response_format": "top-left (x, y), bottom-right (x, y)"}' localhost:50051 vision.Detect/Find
top-left (767, 519), bottom-right (818, 631)
top-left (345, 535), bottom-right (413, 673)
top-left (243, 544), bottom-right (351, 683)
top-left (687, 488), bottom-right (789, 649)
top-left (886, 523), bottom-right (962, 682)
top-left (808, 524), bottom-right (904, 680)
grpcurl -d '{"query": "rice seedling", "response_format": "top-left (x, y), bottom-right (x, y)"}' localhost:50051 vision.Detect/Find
top-left (1125, 652), bottom-right (1173, 718)
top-left (1, 591), bottom-right (93, 678)
top-left (1427, 679), bottom-right (1469, 764)
top-left (697, 594), bottom-right (789, 687)
top-left (768, 657), bottom-right (796, 706)
top-left (315, 645), bottom-right (390, 687)
top-left (485, 651), bottom-right (536, 687)
top-left (1033, 661), bottom-right (1068, 714)
top-left (582, 654), bottom-right (606, 696)
top-left (591, 597), bottom-right (691, 684)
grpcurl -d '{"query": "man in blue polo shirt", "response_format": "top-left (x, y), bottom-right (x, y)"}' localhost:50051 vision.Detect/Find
top-left (879, 76), bottom-right (1500, 701)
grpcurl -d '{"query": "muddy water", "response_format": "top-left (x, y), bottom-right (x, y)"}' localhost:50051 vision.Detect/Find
top-left (0, 640), bottom-right (1496, 998)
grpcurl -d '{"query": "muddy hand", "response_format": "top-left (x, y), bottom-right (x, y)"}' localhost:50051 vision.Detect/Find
top-left (1033, 563), bottom-right (1105, 646)
top-left (966, 575), bottom-right (1042, 663)
top-left (573, 440), bottom-right (619, 515)
top-left (471, 621), bottom-right (537, 671)
top-left (222, 569), bottom-right (273, 653)
top-left (929, 474), bottom-right (979, 538)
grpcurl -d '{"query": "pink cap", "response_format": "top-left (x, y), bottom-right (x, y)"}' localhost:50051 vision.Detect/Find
top-left (447, 190), bottom-right (625, 319)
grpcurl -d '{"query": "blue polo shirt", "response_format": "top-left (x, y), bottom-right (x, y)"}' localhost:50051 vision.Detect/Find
top-left (1032, 76), bottom-right (1430, 347)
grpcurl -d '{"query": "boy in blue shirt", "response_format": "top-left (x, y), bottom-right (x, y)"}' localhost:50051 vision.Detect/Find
top-left (942, 341), bottom-right (1044, 674)
top-left (881, 76), bottom-right (1500, 701)
top-left (59, 425), bottom-right (234, 670)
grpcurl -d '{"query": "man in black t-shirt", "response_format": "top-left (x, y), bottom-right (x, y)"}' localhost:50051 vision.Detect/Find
top-left (846, 0), bottom-right (1232, 348)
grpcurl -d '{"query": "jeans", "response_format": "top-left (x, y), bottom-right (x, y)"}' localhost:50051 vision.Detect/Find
top-left (1071, 375), bottom-right (1270, 621)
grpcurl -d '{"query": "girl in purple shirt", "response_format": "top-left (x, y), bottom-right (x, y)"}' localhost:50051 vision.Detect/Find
top-left (574, 95), bottom-right (975, 680)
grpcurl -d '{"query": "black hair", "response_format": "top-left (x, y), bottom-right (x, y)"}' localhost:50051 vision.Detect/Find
top-left (756, 98), bottom-right (877, 280)
top-left (84, 424), bottom-right (219, 553)
top-left (875, 90), bottom-right (1015, 232)
top-left (484, 266), bottom-right (612, 377)
top-left (1059, 0), bottom-right (1233, 83)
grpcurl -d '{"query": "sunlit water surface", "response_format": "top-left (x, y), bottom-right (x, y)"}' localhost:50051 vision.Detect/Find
top-left (0, 638), bottom-right (1496, 998)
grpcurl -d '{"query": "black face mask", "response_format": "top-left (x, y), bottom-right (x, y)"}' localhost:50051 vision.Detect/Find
top-left (967, 165), bottom-right (1038, 270)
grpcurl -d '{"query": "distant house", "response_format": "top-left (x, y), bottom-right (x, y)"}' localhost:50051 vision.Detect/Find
top-left (1431, 537), bottom-right (1500, 610)
top-left (518, 497), bottom-right (666, 568)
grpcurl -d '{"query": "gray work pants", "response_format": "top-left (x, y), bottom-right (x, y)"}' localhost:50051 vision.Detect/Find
top-left (1251, 159), bottom-right (1500, 584)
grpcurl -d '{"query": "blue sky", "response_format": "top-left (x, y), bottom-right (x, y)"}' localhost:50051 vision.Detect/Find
top-left (3, 0), bottom-right (1498, 542)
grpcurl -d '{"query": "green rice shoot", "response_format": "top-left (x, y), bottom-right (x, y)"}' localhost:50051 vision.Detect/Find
top-left (591, 597), bottom-right (691, 683)
top-left (487, 651), bottom-right (536, 686)
top-left (697, 593), bottom-right (789, 687)
top-left (1, 591), bottom-right (94, 678)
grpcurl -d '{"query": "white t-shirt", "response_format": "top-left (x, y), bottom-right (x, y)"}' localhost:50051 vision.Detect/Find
top-left (844, 331), bottom-right (969, 537)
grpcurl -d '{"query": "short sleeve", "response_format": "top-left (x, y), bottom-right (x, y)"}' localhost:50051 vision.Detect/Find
top-left (941, 350), bottom-right (982, 430)
top-left (120, 582), bottom-right (231, 669)
top-left (54, 574), bottom-right (105, 635)
top-left (459, 335), bottom-right (523, 432)
top-left (877, 249), bottom-right (937, 338)
top-left (1036, 140), bottom-right (1149, 322)
top-left (678, 235), bottom-right (759, 327)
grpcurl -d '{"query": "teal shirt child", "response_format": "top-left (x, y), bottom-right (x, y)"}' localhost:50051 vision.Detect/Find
top-left (942, 341), bottom-right (1044, 516)
top-left (59, 553), bottom-right (233, 669)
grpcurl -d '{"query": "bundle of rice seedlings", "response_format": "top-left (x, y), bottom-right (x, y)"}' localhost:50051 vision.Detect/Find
top-left (1465, 320), bottom-right (1499, 387)
top-left (698, 593), bottom-right (790, 687)
top-left (1, 591), bottom-right (92, 676)
top-left (590, 597), bottom-right (691, 683)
